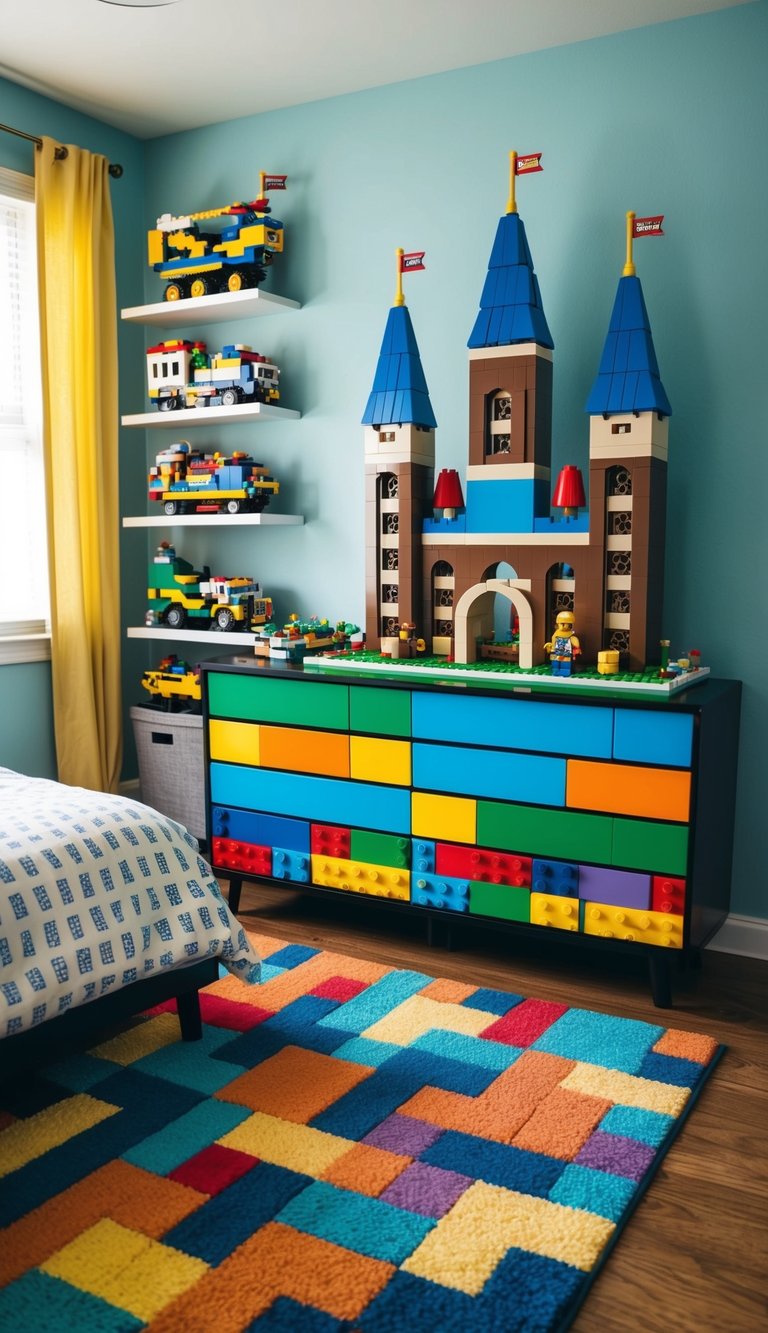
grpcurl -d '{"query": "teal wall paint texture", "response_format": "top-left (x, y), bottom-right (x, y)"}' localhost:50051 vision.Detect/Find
top-left (1, 0), bottom-right (765, 916)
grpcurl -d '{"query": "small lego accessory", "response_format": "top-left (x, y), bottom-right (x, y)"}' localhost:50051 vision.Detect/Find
top-left (544, 611), bottom-right (581, 676)
top-left (551, 465), bottom-right (586, 518)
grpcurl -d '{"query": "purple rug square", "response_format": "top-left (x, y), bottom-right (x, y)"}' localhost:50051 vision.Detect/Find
top-left (575, 1130), bottom-right (656, 1181)
top-left (380, 1161), bottom-right (473, 1217)
top-left (362, 1112), bottom-right (444, 1155)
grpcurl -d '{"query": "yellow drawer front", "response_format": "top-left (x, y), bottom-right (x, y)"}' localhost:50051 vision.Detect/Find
top-left (209, 718), bottom-right (260, 766)
top-left (310, 854), bottom-right (410, 900)
top-left (411, 792), bottom-right (477, 845)
top-left (350, 735), bottom-right (411, 786)
top-left (530, 893), bottom-right (580, 932)
top-left (583, 903), bottom-right (683, 948)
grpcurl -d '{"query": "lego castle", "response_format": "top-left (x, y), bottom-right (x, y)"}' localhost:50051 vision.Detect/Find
top-left (361, 164), bottom-right (672, 673)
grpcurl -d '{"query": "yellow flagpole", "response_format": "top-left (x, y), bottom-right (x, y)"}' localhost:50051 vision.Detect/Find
top-left (506, 150), bottom-right (518, 214)
top-left (394, 248), bottom-right (405, 306)
top-left (623, 211), bottom-right (636, 276)
top-left (259, 170), bottom-right (265, 198)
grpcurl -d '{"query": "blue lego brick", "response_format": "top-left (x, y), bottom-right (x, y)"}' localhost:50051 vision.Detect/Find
top-left (532, 513), bottom-right (590, 533)
top-left (531, 858), bottom-right (580, 896)
top-left (585, 275), bottom-right (671, 417)
top-left (464, 478), bottom-right (546, 532)
top-left (271, 847), bottom-right (310, 884)
top-left (210, 763), bottom-right (411, 834)
top-left (411, 692), bottom-right (614, 759)
top-left (411, 872), bottom-right (470, 913)
top-left (362, 306), bottom-right (436, 428)
top-left (411, 838), bottom-right (436, 874)
top-left (210, 806), bottom-right (311, 852)
top-left (413, 742), bottom-right (565, 808)
top-left (467, 213), bottom-right (553, 351)
top-left (613, 709), bottom-right (694, 767)
top-left (422, 514), bottom-right (468, 534)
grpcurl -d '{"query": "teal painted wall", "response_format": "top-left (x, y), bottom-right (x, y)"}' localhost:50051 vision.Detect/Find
top-left (0, 1), bottom-right (765, 917)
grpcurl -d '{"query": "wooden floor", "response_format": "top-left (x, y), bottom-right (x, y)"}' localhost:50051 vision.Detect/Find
top-left (229, 880), bottom-right (768, 1333)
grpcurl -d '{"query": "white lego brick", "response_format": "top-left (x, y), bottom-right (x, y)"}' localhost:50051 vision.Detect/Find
top-left (605, 575), bottom-right (632, 590)
top-left (468, 343), bottom-right (553, 362)
top-left (606, 495), bottom-right (634, 511)
top-left (466, 463), bottom-right (551, 482)
top-left (606, 534), bottom-right (633, 551)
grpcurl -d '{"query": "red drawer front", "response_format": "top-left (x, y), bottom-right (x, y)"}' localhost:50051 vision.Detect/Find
top-left (651, 874), bottom-right (686, 914)
top-left (311, 823), bottom-right (351, 858)
top-left (436, 842), bottom-right (532, 887)
top-left (212, 836), bottom-right (272, 877)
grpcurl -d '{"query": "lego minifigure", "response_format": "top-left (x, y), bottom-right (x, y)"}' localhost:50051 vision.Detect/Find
top-left (544, 610), bottom-right (581, 676)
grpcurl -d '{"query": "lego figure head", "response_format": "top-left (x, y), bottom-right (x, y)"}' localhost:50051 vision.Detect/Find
top-left (555, 610), bottom-right (575, 635)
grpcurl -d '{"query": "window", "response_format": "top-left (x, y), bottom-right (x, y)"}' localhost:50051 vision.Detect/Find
top-left (0, 167), bottom-right (49, 664)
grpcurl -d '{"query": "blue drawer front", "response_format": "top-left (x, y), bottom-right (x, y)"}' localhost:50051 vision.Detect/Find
top-left (210, 806), bottom-right (311, 852)
top-left (412, 742), bottom-right (566, 807)
top-left (210, 763), bottom-right (411, 834)
top-left (411, 692), bottom-right (613, 758)
top-left (613, 710), bottom-right (694, 767)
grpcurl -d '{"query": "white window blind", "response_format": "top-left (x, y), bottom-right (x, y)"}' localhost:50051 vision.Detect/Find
top-left (0, 166), bottom-right (50, 661)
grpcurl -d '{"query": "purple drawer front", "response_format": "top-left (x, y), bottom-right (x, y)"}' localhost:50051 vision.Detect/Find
top-left (578, 865), bottom-right (651, 910)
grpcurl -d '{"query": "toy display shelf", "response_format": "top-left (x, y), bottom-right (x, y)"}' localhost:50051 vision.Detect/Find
top-left (120, 288), bottom-right (300, 327)
top-left (122, 403), bottom-right (299, 428)
top-left (127, 627), bottom-right (262, 647)
top-left (122, 513), bottom-right (304, 529)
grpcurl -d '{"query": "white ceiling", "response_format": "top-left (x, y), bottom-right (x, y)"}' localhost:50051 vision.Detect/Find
top-left (0, 0), bottom-right (754, 139)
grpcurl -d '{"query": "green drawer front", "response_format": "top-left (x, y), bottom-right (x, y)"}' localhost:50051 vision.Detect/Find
top-left (350, 829), bottom-right (411, 869)
top-left (350, 685), bottom-right (411, 737)
top-left (470, 882), bottom-right (531, 923)
top-left (207, 672), bottom-right (349, 730)
top-left (612, 818), bottom-right (689, 876)
top-left (477, 801), bottom-right (614, 864)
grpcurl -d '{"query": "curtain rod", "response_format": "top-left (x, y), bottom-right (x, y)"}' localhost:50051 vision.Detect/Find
top-left (0, 121), bottom-right (123, 177)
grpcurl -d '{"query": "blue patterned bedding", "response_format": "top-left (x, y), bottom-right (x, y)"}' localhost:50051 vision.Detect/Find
top-left (0, 768), bottom-right (260, 1039)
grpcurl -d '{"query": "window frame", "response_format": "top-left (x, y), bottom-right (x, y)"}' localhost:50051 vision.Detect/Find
top-left (0, 164), bottom-right (50, 665)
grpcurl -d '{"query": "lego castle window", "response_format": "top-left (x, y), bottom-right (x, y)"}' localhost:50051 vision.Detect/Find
top-left (611, 422), bottom-right (632, 434)
top-left (608, 466), bottom-right (632, 496)
top-left (486, 390), bottom-right (515, 457)
top-left (379, 431), bottom-right (395, 443)
top-left (609, 511), bottom-right (632, 536)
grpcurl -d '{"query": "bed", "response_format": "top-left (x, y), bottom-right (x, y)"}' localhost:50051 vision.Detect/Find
top-left (0, 767), bottom-right (260, 1065)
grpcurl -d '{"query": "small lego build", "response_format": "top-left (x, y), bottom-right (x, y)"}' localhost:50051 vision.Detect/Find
top-left (147, 341), bottom-right (280, 412)
top-left (252, 614), bottom-right (361, 662)
top-left (146, 541), bottom-right (273, 631)
top-left (544, 611), bottom-right (581, 676)
top-left (148, 441), bottom-right (279, 515)
top-left (148, 172), bottom-right (287, 301)
top-left (141, 655), bottom-right (201, 711)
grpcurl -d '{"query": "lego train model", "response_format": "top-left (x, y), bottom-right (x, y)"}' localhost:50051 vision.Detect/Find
top-left (148, 442), bottom-right (279, 515)
top-left (146, 340), bottom-right (280, 412)
top-left (147, 180), bottom-right (286, 302)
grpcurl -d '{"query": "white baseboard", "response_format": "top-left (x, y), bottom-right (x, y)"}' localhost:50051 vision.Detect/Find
top-left (706, 914), bottom-right (768, 961)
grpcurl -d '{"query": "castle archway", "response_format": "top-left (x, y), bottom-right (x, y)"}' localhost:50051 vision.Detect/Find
top-left (453, 580), bottom-right (534, 668)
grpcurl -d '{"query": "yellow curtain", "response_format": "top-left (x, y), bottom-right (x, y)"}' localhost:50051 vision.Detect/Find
top-left (35, 137), bottom-right (122, 792)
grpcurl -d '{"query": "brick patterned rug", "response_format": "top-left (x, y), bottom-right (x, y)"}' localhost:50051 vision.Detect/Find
top-left (0, 934), bottom-right (722, 1331)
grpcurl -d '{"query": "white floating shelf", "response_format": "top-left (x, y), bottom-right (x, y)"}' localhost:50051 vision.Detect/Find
top-left (122, 513), bottom-right (304, 528)
top-left (121, 288), bottom-right (300, 327)
top-left (122, 402), bottom-right (300, 428)
top-left (127, 627), bottom-right (259, 646)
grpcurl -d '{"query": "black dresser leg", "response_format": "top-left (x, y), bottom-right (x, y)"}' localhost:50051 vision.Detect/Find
top-left (177, 988), bottom-right (203, 1041)
top-left (649, 951), bottom-right (673, 1008)
top-left (227, 876), bottom-right (243, 915)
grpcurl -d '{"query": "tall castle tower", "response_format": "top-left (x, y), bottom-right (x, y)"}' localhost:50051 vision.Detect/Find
top-left (584, 212), bottom-right (672, 669)
top-left (361, 257), bottom-right (436, 653)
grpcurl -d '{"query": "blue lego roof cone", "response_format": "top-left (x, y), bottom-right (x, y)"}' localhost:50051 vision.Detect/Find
top-left (468, 212), bottom-right (554, 350)
top-left (361, 304), bottom-right (437, 429)
top-left (585, 274), bottom-right (672, 416)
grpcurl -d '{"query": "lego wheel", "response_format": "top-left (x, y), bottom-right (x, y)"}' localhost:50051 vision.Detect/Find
top-left (158, 397), bottom-right (178, 412)
top-left (214, 607), bottom-right (236, 631)
top-left (225, 499), bottom-right (241, 514)
top-left (221, 387), bottom-right (241, 407)
top-left (164, 281), bottom-right (187, 302)
top-left (163, 500), bottom-right (179, 515)
top-left (226, 270), bottom-right (249, 293)
top-left (189, 277), bottom-right (210, 299)
top-left (164, 604), bottom-right (186, 629)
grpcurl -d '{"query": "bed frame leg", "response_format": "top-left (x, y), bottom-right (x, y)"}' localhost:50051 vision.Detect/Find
top-left (177, 988), bottom-right (203, 1041)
